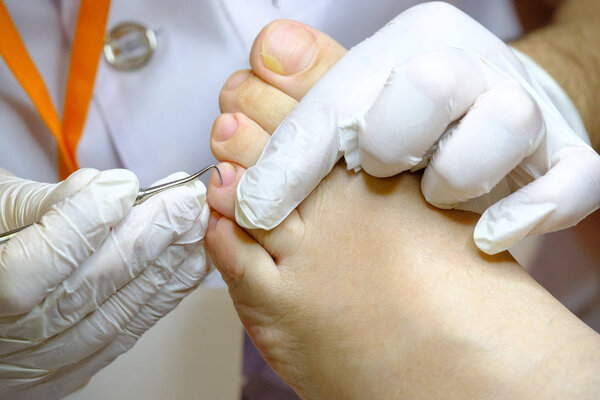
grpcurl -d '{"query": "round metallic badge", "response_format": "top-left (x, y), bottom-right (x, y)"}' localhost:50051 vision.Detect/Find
top-left (103, 22), bottom-right (157, 71)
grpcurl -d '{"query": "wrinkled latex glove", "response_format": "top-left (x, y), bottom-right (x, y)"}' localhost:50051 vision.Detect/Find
top-left (236, 2), bottom-right (600, 254)
top-left (0, 169), bottom-right (210, 400)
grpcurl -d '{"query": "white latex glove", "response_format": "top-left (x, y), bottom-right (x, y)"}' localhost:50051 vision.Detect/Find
top-left (0, 168), bottom-right (210, 400)
top-left (235, 2), bottom-right (600, 254)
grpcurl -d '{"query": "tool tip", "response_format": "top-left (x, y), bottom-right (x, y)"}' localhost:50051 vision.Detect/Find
top-left (212, 165), bottom-right (223, 185)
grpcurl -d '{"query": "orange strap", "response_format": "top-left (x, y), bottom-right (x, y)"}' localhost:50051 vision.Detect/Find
top-left (0, 0), bottom-right (111, 179)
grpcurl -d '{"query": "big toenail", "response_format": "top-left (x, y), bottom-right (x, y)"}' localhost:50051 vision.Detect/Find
top-left (217, 163), bottom-right (236, 186)
top-left (214, 114), bottom-right (238, 141)
top-left (224, 70), bottom-right (251, 90)
top-left (262, 21), bottom-right (317, 75)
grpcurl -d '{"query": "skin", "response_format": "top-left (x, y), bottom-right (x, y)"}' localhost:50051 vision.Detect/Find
top-left (512, 0), bottom-right (600, 267)
top-left (204, 20), bottom-right (600, 400)
top-left (513, 0), bottom-right (600, 151)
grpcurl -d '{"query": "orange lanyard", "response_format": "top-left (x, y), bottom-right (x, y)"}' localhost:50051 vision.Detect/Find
top-left (0, 0), bottom-right (111, 179)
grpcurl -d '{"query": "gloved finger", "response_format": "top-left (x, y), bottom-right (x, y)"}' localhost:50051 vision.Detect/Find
top-left (422, 81), bottom-right (544, 207)
top-left (0, 177), bottom-right (207, 345)
top-left (360, 49), bottom-right (486, 177)
top-left (2, 242), bottom-right (209, 400)
top-left (0, 168), bottom-right (99, 231)
top-left (0, 169), bottom-right (138, 317)
top-left (474, 146), bottom-right (600, 254)
top-left (235, 99), bottom-right (341, 230)
top-left (122, 241), bottom-right (209, 338)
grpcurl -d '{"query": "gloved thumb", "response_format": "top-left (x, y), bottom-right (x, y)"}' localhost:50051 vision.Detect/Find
top-left (0, 168), bottom-right (100, 231)
top-left (236, 100), bottom-right (340, 230)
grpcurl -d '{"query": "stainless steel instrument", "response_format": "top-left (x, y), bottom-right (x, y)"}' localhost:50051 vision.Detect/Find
top-left (0, 164), bottom-right (221, 245)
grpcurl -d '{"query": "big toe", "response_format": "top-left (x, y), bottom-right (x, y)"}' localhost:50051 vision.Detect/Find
top-left (251, 19), bottom-right (346, 100)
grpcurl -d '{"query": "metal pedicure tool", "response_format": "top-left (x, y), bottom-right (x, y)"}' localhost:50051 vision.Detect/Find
top-left (0, 164), bottom-right (221, 245)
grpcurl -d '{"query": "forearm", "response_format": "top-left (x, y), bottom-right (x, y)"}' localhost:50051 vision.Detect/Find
top-left (512, 0), bottom-right (600, 151)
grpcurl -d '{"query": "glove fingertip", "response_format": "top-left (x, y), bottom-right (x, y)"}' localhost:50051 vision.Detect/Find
top-left (234, 164), bottom-right (288, 230)
top-left (473, 201), bottom-right (555, 255)
top-left (235, 194), bottom-right (270, 230)
top-left (473, 209), bottom-right (529, 255)
top-left (62, 168), bottom-right (100, 190)
top-left (93, 169), bottom-right (140, 214)
top-left (473, 222), bottom-right (507, 255)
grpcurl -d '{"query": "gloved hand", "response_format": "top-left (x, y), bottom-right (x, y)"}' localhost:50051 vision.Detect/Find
top-left (235, 2), bottom-right (600, 254)
top-left (0, 168), bottom-right (210, 400)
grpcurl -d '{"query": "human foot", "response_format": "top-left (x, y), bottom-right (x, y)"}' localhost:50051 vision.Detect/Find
top-left (207, 21), bottom-right (600, 400)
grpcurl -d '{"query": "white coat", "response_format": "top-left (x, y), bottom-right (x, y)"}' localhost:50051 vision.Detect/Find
top-left (0, 1), bottom-right (596, 399)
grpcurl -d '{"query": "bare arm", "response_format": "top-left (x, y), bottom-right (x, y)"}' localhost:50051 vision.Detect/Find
top-left (513, 0), bottom-right (600, 151)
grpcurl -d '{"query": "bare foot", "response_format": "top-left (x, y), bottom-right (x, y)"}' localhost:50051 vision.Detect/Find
top-left (206, 20), bottom-right (600, 400)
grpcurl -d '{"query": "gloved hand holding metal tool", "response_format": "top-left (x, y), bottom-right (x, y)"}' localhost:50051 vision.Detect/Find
top-left (0, 167), bottom-right (211, 400)
top-left (235, 2), bottom-right (600, 254)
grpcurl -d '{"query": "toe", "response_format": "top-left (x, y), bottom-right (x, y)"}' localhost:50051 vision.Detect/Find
top-left (211, 113), bottom-right (270, 167)
top-left (250, 19), bottom-right (346, 100)
top-left (219, 71), bottom-right (297, 133)
top-left (207, 162), bottom-right (306, 262)
top-left (205, 212), bottom-right (281, 312)
top-left (207, 162), bottom-right (243, 220)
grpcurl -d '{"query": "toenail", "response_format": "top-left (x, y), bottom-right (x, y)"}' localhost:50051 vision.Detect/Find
top-left (214, 114), bottom-right (238, 141)
top-left (217, 163), bottom-right (236, 186)
top-left (224, 70), bottom-right (251, 91)
top-left (208, 212), bottom-right (221, 231)
top-left (262, 21), bottom-right (317, 76)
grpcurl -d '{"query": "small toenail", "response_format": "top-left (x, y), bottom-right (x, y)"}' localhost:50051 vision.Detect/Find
top-left (214, 114), bottom-right (238, 141)
top-left (217, 163), bottom-right (236, 186)
top-left (262, 21), bottom-right (317, 76)
top-left (208, 212), bottom-right (221, 231)
top-left (224, 70), bottom-right (251, 90)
